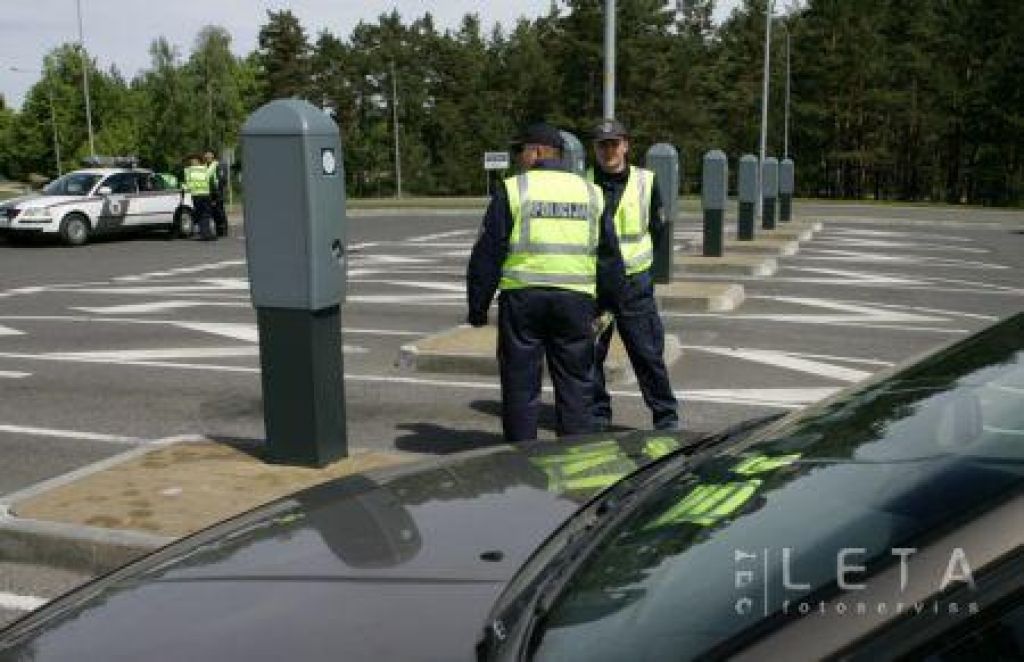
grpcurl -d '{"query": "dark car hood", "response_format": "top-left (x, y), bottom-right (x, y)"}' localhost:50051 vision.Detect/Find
top-left (0, 429), bottom-right (703, 662)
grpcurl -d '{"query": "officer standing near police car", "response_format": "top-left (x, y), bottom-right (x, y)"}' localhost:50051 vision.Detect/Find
top-left (183, 154), bottom-right (216, 241)
top-left (203, 150), bottom-right (229, 237)
top-left (588, 118), bottom-right (679, 430)
top-left (466, 122), bottom-right (619, 442)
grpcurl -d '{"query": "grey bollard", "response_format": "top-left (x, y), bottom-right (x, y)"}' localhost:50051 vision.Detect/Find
top-left (645, 143), bottom-right (679, 283)
top-left (762, 157), bottom-right (779, 230)
top-left (737, 155), bottom-right (758, 240)
top-left (701, 150), bottom-right (728, 258)
top-left (780, 158), bottom-right (795, 222)
top-left (559, 131), bottom-right (586, 175)
top-left (241, 99), bottom-right (348, 467)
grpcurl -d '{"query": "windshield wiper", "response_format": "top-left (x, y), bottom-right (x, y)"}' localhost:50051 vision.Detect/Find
top-left (479, 413), bottom-right (785, 661)
top-left (481, 471), bottom-right (649, 661)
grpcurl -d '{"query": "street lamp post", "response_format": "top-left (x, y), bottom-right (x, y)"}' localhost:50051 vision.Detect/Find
top-left (603, 0), bottom-right (616, 119)
top-left (75, 0), bottom-right (96, 157)
top-left (757, 0), bottom-right (773, 223)
top-left (777, 19), bottom-right (791, 160)
top-left (9, 67), bottom-right (62, 175)
top-left (390, 60), bottom-right (402, 198)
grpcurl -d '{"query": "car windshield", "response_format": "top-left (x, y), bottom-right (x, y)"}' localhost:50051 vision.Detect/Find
top-left (492, 313), bottom-right (1024, 662)
top-left (41, 173), bottom-right (102, 196)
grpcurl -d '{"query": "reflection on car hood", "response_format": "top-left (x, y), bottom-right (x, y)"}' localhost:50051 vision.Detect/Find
top-left (0, 430), bottom-right (702, 662)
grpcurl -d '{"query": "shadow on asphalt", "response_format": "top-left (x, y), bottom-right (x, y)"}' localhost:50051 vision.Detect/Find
top-left (394, 423), bottom-right (505, 454)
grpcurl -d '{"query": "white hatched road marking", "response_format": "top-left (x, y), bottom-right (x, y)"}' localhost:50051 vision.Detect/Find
top-left (796, 248), bottom-right (1005, 270)
top-left (44, 345), bottom-right (366, 361)
top-left (114, 260), bottom-right (245, 282)
top-left (73, 301), bottom-right (247, 314)
top-left (0, 316), bottom-right (428, 337)
top-left (828, 227), bottom-right (978, 244)
top-left (407, 229), bottom-right (475, 242)
top-left (0, 591), bottom-right (46, 612)
top-left (0, 424), bottom-right (143, 444)
top-left (0, 348), bottom-right (842, 409)
top-left (683, 347), bottom-right (875, 382)
top-left (173, 322), bottom-right (257, 342)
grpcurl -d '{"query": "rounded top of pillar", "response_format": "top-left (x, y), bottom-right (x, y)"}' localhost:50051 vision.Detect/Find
top-left (559, 131), bottom-right (583, 151)
top-left (242, 99), bottom-right (339, 137)
top-left (739, 154), bottom-right (758, 165)
top-left (704, 149), bottom-right (727, 162)
top-left (647, 143), bottom-right (679, 158)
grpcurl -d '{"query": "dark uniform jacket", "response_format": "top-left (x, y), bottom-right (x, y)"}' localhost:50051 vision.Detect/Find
top-left (466, 160), bottom-right (624, 326)
top-left (590, 166), bottom-right (669, 315)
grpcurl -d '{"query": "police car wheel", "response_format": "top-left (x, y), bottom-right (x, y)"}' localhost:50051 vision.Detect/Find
top-left (59, 213), bottom-right (90, 246)
top-left (174, 209), bottom-right (194, 239)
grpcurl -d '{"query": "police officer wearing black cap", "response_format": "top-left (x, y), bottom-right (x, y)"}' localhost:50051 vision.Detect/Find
top-left (467, 122), bottom-right (614, 442)
top-left (588, 118), bottom-right (680, 430)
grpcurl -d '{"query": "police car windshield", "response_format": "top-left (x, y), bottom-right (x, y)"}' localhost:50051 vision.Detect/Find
top-left (42, 173), bottom-right (102, 196)
top-left (504, 313), bottom-right (1024, 662)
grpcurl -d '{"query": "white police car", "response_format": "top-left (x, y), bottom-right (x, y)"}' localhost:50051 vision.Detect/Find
top-left (0, 160), bottom-right (194, 246)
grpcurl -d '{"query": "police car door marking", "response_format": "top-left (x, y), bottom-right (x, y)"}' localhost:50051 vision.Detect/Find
top-left (101, 195), bottom-right (130, 228)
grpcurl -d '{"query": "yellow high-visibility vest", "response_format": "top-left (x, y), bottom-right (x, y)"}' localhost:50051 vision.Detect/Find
top-left (588, 165), bottom-right (655, 275)
top-left (184, 165), bottom-right (211, 196)
top-left (500, 170), bottom-right (603, 296)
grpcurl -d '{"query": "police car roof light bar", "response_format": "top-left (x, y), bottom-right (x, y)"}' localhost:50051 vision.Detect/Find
top-left (80, 155), bottom-right (140, 169)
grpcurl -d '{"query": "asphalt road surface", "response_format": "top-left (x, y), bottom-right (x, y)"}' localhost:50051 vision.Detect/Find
top-left (1, 202), bottom-right (1022, 626)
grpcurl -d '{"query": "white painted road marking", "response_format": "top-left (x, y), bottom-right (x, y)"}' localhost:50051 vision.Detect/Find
top-left (407, 229), bottom-right (474, 242)
top-left (0, 591), bottom-right (46, 612)
top-left (0, 424), bottom-right (143, 445)
top-left (668, 296), bottom-right (968, 331)
top-left (45, 347), bottom-right (259, 360)
top-left (114, 260), bottom-right (245, 282)
top-left (43, 345), bottom-right (366, 361)
top-left (0, 316), bottom-right (432, 337)
top-left (73, 301), bottom-right (247, 314)
top-left (0, 350), bottom-right (842, 409)
top-left (684, 346), bottom-right (874, 382)
top-left (0, 324), bottom-right (23, 336)
top-left (796, 248), bottom-right (1005, 270)
top-left (0, 371), bottom-right (30, 378)
top-left (174, 322), bottom-right (258, 342)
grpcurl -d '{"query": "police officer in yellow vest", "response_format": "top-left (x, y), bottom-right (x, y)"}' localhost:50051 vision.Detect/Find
top-left (467, 122), bottom-right (614, 442)
top-left (588, 118), bottom-right (679, 430)
top-left (203, 150), bottom-right (228, 237)
top-left (183, 154), bottom-right (216, 241)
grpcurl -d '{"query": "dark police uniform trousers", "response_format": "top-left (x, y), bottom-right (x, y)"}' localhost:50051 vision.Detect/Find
top-left (498, 287), bottom-right (597, 442)
top-left (593, 269), bottom-right (679, 430)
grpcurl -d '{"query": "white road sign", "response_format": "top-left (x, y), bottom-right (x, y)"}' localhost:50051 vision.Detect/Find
top-left (483, 151), bottom-right (510, 170)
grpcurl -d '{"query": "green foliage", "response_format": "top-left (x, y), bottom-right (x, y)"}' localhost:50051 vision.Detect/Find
top-left (0, 1), bottom-right (1020, 204)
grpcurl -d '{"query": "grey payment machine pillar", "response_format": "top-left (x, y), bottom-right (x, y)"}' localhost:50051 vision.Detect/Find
top-left (737, 155), bottom-right (758, 241)
top-left (761, 156), bottom-right (779, 231)
top-left (241, 99), bottom-right (348, 467)
top-left (559, 131), bottom-right (586, 175)
top-left (779, 158), bottom-right (795, 222)
top-left (644, 143), bottom-right (679, 283)
top-left (701, 150), bottom-right (728, 258)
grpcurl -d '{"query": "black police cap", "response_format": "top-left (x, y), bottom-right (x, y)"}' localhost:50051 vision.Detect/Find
top-left (593, 118), bottom-right (628, 141)
top-left (511, 123), bottom-right (564, 150)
